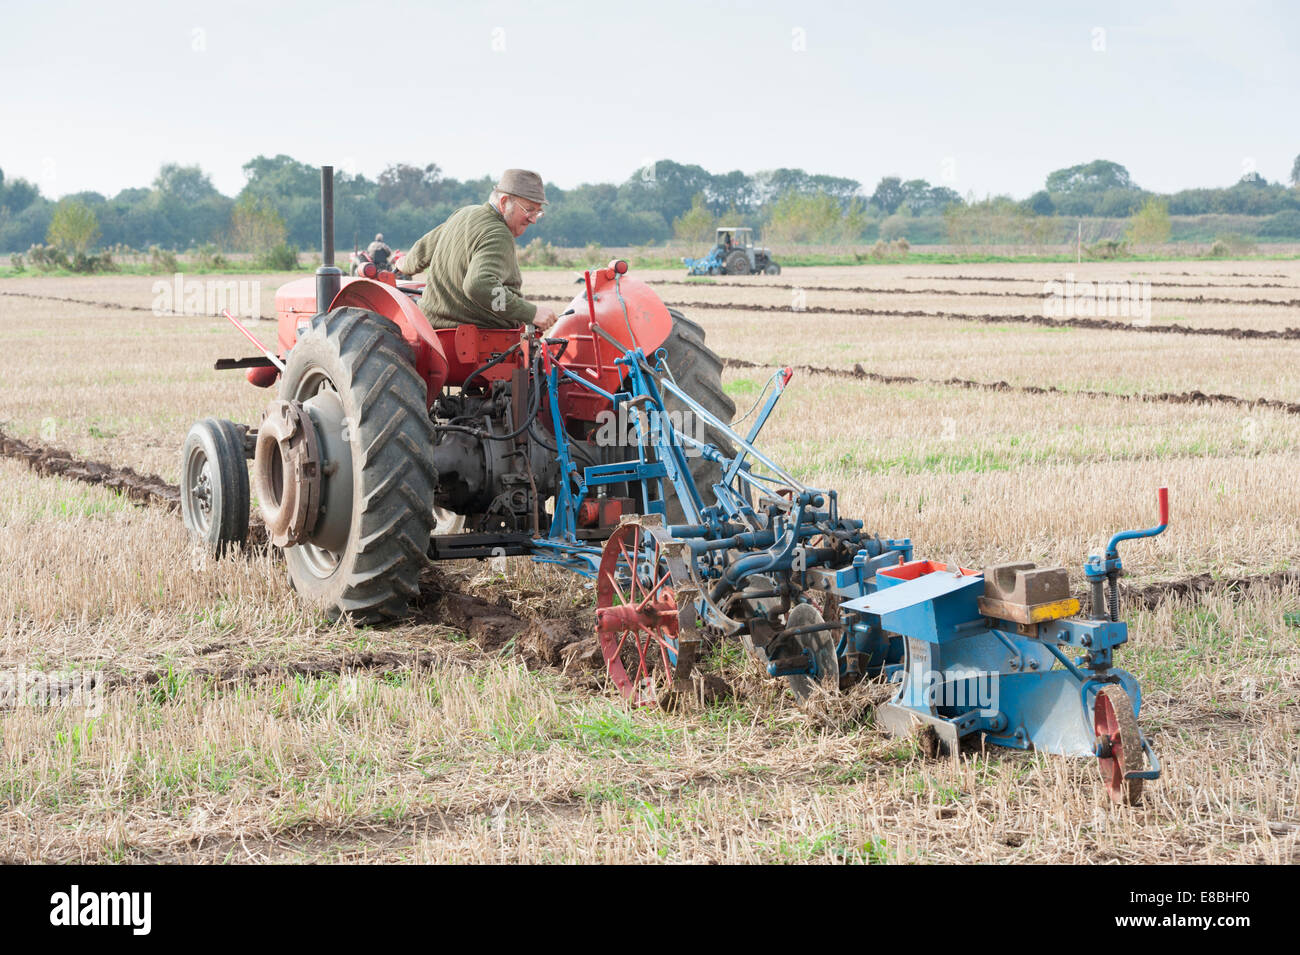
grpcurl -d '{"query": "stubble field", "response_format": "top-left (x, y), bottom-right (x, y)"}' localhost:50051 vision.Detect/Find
top-left (0, 259), bottom-right (1297, 863)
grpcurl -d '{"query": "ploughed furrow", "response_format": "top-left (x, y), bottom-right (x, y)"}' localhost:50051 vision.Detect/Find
top-left (900, 274), bottom-right (1298, 289)
top-left (1122, 572), bottom-right (1300, 613)
top-left (0, 427), bottom-right (182, 510)
top-left (671, 299), bottom-right (1300, 340)
top-left (721, 357), bottom-right (1300, 417)
top-left (659, 281), bottom-right (1300, 308)
top-left (0, 426), bottom-right (272, 547)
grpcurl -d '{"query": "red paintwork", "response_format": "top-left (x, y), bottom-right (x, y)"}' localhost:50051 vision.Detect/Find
top-left (551, 261), bottom-right (673, 392)
top-left (878, 559), bottom-right (979, 581)
top-left (247, 366), bottom-right (279, 388)
top-left (269, 261), bottom-right (674, 424)
top-left (436, 326), bottom-right (521, 388)
top-left (329, 278), bottom-right (450, 396)
top-left (274, 276), bottom-right (451, 399)
top-left (1157, 486), bottom-right (1169, 526)
top-left (578, 496), bottom-right (630, 528)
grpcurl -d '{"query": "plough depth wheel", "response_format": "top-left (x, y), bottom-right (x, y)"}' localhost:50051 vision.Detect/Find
top-left (595, 521), bottom-right (692, 706)
top-left (1094, 684), bottom-right (1144, 806)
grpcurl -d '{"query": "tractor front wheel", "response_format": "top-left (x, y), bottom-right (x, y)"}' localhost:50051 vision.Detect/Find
top-left (180, 418), bottom-right (249, 557)
top-left (269, 306), bottom-right (437, 622)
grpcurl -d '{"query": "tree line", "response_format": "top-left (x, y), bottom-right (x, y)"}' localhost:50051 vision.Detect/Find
top-left (2, 154), bottom-right (1300, 255)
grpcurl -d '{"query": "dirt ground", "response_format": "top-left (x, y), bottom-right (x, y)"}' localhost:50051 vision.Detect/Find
top-left (0, 260), bottom-right (1296, 863)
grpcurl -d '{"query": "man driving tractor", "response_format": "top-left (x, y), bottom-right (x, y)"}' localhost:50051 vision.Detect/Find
top-left (394, 169), bottom-right (557, 332)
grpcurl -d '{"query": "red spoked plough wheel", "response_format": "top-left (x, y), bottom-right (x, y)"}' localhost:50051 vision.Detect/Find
top-left (595, 521), bottom-right (682, 707)
top-left (1094, 684), bottom-right (1144, 806)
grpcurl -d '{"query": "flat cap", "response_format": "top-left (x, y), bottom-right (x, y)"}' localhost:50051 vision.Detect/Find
top-left (495, 169), bottom-right (547, 205)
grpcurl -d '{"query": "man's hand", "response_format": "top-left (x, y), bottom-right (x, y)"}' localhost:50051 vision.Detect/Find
top-left (533, 306), bottom-right (557, 332)
top-left (390, 254), bottom-right (405, 275)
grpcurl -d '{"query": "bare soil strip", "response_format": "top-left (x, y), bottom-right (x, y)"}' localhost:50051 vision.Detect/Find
top-left (659, 280), bottom-right (1300, 308)
top-left (1143, 270), bottom-right (1291, 278)
top-left (671, 298), bottom-right (1300, 340)
top-left (721, 356), bottom-right (1300, 416)
top-left (1122, 571), bottom-right (1300, 611)
top-left (901, 274), bottom-right (1298, 289)
top-left (0, 427), bottom-right (180, 510)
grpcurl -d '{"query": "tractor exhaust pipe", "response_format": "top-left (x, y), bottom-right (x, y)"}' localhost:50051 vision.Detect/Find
top-left (315, 165), bottom-right (341, 314)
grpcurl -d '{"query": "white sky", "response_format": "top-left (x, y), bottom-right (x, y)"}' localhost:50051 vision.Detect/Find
top-left (1, 0), bottom-right (1295, 200)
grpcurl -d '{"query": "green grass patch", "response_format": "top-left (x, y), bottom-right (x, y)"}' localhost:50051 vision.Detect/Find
top-left (759, 826), bottom-right (891, 863)
top-left (574, 707), bottom-right (681, 751)
top-left (723, 377), bottom-right (762, 397)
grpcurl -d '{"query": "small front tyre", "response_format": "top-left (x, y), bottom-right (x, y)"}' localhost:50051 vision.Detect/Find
top-left (180, 418), bottom-right (250, 557)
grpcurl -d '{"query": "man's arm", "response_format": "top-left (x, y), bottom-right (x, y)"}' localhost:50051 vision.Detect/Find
top-left (396, 228), bottom-right (437, 277)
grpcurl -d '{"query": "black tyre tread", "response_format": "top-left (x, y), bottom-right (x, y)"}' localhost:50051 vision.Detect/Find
top-left (213, 419), bottom-right (251, 547)
top-left (182, 418), bottom-right (249, 556)
top-left (283, 306), bottom-right (437, 623)
top-left (659, 308), bottom-right (736, 523)
top-left (724, 250), bottom-right (750, 275)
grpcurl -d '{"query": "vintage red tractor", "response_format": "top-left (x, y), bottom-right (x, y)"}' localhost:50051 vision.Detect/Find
top-left (181, 166), bottom-right (734, 620)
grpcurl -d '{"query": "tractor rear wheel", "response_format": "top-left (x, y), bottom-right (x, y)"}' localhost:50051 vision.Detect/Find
top-left (724, 250), bottom-right (750, 275)
top-left (657, 308), bottom-right (736, 523)
top-left (273, 306), bottom-right (437, 623)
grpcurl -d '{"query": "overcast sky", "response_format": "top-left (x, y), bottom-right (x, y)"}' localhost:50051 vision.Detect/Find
top-left (2, 0), bottom-right (1295, 200)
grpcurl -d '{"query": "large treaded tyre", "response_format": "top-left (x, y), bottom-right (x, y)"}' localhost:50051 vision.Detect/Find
top-left (278, 306), bottom-right (437, 623)
top-left (723, 250), bottom-right (750, 275)
top-left (658, 308), bottom-right (736, 523)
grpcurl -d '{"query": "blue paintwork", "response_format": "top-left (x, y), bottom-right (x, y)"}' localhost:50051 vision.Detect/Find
top-left (682, 247), bottom-right (725, 275)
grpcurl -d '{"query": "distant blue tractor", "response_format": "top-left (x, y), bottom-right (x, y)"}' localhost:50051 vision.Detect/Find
top-left (684, 227), bottom-right (780, 276)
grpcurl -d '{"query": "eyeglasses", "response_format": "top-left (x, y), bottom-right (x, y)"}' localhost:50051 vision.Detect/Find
top-left (509, 197), bottom-right (545, 220)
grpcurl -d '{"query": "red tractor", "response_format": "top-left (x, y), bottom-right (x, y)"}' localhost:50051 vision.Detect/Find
top-left (181, 166), bottom-right (734, 622)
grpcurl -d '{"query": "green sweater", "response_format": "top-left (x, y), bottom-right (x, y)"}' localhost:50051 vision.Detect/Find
top-left (400, 202), bottom-right (537, 330)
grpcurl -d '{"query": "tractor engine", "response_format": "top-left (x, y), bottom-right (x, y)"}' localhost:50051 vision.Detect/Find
top-left (428, 375), bottom-right (598, 532)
